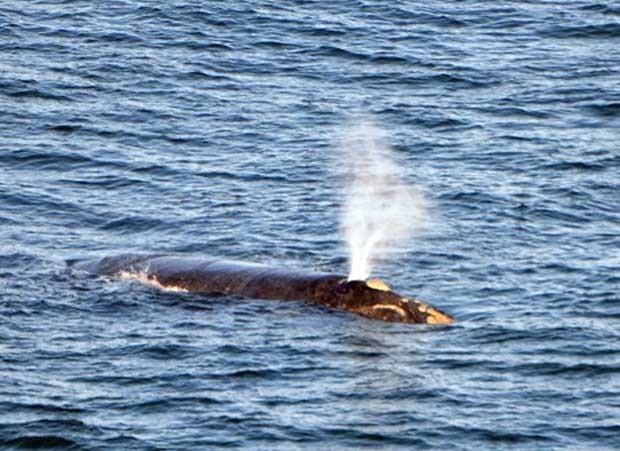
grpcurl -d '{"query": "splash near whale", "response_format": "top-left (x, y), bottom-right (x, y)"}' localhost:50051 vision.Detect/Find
top-left (75, 254), bottom-right (454, 325)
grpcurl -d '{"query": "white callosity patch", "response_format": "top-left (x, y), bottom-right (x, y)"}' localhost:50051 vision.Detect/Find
top-left (338, 119), bottom-right (429, 281)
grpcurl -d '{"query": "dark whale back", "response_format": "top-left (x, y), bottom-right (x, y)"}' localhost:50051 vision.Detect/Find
top-left (75, 254), bottom-right (345, 304)
top-left (73, 254), bottom-right (454, 325)
top-left (145, 256), bottom-right (345, 303)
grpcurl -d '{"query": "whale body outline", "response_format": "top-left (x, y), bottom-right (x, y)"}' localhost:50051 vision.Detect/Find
top-left (74, 254), bottom-right (454, 325)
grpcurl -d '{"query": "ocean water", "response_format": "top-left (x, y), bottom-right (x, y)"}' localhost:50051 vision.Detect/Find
top-left (1, 1), bottom-right (619, 449)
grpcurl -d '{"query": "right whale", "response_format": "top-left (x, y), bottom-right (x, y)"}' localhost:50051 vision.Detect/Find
top-left (73, 254), bottom-right (454, 325)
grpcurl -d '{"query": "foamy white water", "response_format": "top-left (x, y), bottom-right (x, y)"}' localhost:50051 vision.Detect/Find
top-left (339, 120), bottom-right (428, 280)
top-left (119, 269), bottom-right (188, 293)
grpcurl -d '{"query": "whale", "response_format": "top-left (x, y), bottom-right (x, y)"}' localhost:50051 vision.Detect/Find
top-left (73, 254), bottom-right (454, 325)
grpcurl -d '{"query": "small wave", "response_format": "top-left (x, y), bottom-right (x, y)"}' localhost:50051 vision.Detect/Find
top-left (369, 54), bottom-right (411, 65)
top-left (118, 396), bottom-right (221, 413)
top-left (179, 70), bottom-right (231, 81)
top-left (580, 4), bottom-right (620, 16)
top-left (303, 45), bottom-right (370, 61)
top-left (296, 26), bottom-right (347, 37)
top-left (528, 206), bottom-right (591, 224)
top-left (442, 426), bottom-right (557, 446)
top-left (0, 189), bottom-right (95, 227)
top-left (0, 252), bottom-right (46, 268)
top-left (214, 344), bottom-right (249, 354)
top-left (46, 124), bottom-right (82, 133)
top-left (485, 18), bottom-right (537, 30)
top-left (486, 105), bottom-right (552, 119)
top-left (0, 401), bottom-right (85, 415)
top-left (538, 161), bottom-right (607, 172)
top-left (196, 169), bottom-right (293, 184)
top-left (253, 40), bottom-right (300, 50)
top-left (406, 72), bottom-right (499, 89)
top-left (100, 216), bottom-right (168, 233)
top-left (470, 325), bottom-right (592, 345)
top-left (390, 6), bottom-right (469, 28)
top-left (128, 162), bottom-right (180, 177)
top-left (439, 191), bottom-right (508, 207)
top-left (526, 361), bottom-right (620, 377)
top-left (0, 435), bottom-right (79, 450)
top-left (0, 418), bottom-right (100, 449)
top-left (92, 31), bottom-right (144, 44)
top-left (168, 40), bottom-right (235, 51)
top-left (586, 102), bottom-right (620, 117)
top-left (58, 175), bottom-right (147, 189)
top-left (316, 426), bottom-right (432, 448)
top-left (66, 374), bottom-right (164, 386)
top-left (404, 115), bottom-right (472, 129)
top-left (217, 368), bottom-right (281, 379)
top-left (121, 343), bottom-right (198, 360)
top-left (6, 89), bottom-right (74, 102)
top-left (0, 148), bottom-right (120, 172)
top-left (540, 22), bottom-right (620, 39)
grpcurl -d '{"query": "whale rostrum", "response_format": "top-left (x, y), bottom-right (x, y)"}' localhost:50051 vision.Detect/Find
top-left (75, 254), bottom-right (454, 325)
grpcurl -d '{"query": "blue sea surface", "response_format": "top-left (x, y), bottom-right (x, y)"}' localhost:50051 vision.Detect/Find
top-left (1, 1), bottom-right (619, 449)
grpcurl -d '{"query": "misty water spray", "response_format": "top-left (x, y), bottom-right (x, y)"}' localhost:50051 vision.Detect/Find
top-left (339, 120), bottom-right (428, 281)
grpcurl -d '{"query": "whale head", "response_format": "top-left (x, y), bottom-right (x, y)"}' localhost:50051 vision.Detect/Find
top-left (327, 279), bottom-right (454, 325)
